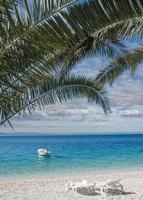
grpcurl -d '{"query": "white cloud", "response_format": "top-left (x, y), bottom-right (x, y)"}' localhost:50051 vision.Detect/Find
top-left (118, 106), bottom-right (143, 118)
top-left (109, 79), bottom-right (143, 108)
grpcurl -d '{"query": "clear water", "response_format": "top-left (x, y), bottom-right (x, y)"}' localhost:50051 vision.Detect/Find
top-left (0, 134), bottom-right (143, 177)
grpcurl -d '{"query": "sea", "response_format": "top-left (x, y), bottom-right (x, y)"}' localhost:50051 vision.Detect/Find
top-left (0, 133), bottom-right (143, 177)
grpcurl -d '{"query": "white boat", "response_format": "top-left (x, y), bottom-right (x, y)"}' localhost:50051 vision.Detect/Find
top-left (37, 148), bottom-right (51, 156)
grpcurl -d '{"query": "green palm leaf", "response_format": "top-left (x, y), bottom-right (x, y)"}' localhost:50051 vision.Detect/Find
top-left (0, 74), bottom-right (110, 126)
top-left (1, 0), bottom-right (143, 126)
top-left (1, 0), bottom-right (143, 83)
top-left (96, 44), bottom-right (143, 85)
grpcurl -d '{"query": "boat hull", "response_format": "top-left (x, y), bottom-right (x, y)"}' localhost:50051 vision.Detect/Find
top-left (38, 149), bottom-right (51, 156)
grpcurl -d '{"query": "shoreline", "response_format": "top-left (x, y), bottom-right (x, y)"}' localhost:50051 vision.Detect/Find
top-left (0, 169), bottom-right (143, 199)
top-left (0, 165), bottom-right (143, 181)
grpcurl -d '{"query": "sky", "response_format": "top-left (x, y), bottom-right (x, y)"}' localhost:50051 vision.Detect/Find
top-left (0, 40), bottom-right (143, 134)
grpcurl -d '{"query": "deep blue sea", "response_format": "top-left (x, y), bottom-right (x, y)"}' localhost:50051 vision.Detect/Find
top-left (0, 134), bottom-right (143, 177)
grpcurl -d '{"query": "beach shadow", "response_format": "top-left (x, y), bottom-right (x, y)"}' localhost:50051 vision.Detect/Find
top-left (76, 188), bottom-right (135, 196)
top-left (76, 187), bottom-right (100, 196)
top-left (122, 191), bottom-right (136, 195)
top-left (104, 190), bottom-right (136, 196)
top-left (101, 189), bottom-right (136, 196)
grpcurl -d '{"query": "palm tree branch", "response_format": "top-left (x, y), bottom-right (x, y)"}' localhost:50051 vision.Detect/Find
top-left (0, 0), bottom-right (78, 57)
top-left (96, 44), bottom-right (143, 85)
top-left (0, 75), bottom-right (110, 125)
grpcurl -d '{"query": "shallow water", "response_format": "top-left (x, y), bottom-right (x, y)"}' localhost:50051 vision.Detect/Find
top-left (0, 133), bottom-right (143, 177)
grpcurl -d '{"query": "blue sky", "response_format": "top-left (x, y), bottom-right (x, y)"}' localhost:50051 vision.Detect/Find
top-left (0, 40), bottom-right (143, 134)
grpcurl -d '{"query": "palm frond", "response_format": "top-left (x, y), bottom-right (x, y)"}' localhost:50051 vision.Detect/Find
top-left (96, 44), bottom-right (143, 85)
top-left (2, 0), bottom-right (143, 125)
top-left (2, 0), bottom-right (143, 82)
top-left (0, 74), bottom-right (110, 125)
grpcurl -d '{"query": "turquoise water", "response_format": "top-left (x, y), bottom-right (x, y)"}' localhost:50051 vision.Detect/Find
top-left (0, 134), bottom-right (143, 177)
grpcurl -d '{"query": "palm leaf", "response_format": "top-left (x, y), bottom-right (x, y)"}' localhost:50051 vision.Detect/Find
top-left (96, 44), bottom-right (143, 85)
top-left (1, 0), bottom-right (143, 82)
top-left (2, 0), bottom-right (143, 125)
top-left (0, 74), bottom-right (110, 125)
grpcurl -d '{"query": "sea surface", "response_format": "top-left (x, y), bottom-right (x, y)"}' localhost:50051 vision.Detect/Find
top-left (0, 133), bottom-right (143, 177)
